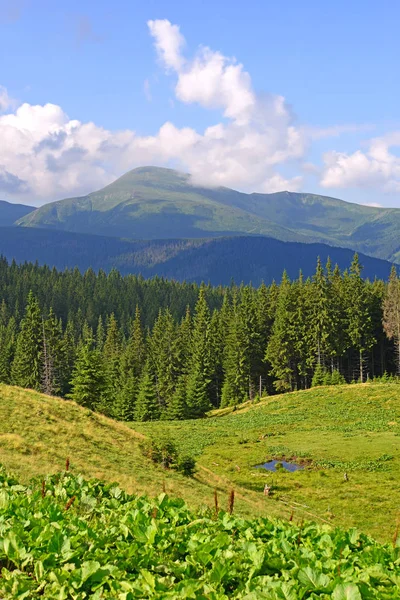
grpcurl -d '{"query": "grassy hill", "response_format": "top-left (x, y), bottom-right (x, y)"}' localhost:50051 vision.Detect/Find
top-left (1, 383), bottom-right (400, 542)
top-left (0, 227), bottom-right (394, 284)
top-left (16, 166), bottom-right (400, 262)
top-left (0, 200), bottom-right (34, 226)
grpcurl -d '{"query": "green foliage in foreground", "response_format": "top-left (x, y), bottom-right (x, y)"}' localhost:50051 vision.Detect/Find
top-left (0, 470), bottom-right (399, 599)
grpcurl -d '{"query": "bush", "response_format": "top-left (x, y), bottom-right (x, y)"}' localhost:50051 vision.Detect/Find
top-left (140, 438), bottom-right (196, 477)
top-left (176, 455), bottom-right (196, 477)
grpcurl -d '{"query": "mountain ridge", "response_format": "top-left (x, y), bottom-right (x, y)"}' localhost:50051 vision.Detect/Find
top-left (15, 166), bottom-right (400, 262)
top-left (0, 199), bottom-right (35, 226)
top-left (0, 226), bottom-right (393, 285)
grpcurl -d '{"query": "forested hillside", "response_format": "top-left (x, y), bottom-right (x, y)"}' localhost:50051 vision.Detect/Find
top-left (0, 228), bottom-right (394, 285)
top-left (1, 255), bottom-right (400, 421)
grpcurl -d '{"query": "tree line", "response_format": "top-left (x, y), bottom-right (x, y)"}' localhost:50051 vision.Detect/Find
top-left (1, 254), bottom-right (400, 421)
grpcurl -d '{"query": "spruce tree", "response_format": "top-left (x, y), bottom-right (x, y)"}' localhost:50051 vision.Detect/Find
top-left (101, 313), bottom-right (122, 414)
top-left (383, 266), bottom-right (400, 374)
top-left (221, 291), bottom-right (252, 407)
top-left (186, 287), bottom-right (212, 417)
top-left (67, 341), bottom-right (105, 410)
top-left (346, 254), bottom-right (375, 382)
top-left (265, 272), bottom-right (297, 391)
top-left (166, 376), bottom-right (187, 420)
top-left (114, 372), bottom-right (137, 421)
top-left (11, 291), bottom-right (43, 390)
top-left (134, 363), bottom-right (160, 421)
top-left (59, 319), bottom-right (76, 396)
top-left (0, 315), bottom-right (16, 384)
top-left (120, 306), bottom-right (146, 381)
top-left (148, 308), bottom-right (180, 413)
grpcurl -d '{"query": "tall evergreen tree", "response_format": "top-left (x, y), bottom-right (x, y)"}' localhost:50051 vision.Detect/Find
top-left (265, 272), bottom-right (297, 391)
top-left (166, 375), bottom-right (187, 420)
top-left (67, 341), bottom-right (105, 410)
top-left (134, 362), bottom-right (160, 421)
top-left (186, 288), bottom-right (212, 417)
top-left (383, 266), bottom-right (400, 374)
top-left (11, 291), bottom-right (43, 390)
top-left (42, 308), bottom-right (63, 395)
top-left (346, 254), bottom-right (375, 382)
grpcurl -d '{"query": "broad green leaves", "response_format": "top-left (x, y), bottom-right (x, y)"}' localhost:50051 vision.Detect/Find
top-left (0, 468), bottom-right (399, 599)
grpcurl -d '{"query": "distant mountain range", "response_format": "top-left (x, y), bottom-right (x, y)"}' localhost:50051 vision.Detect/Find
top-left (12, 166), bottom-right (400, 263)
top-left (0, 227), bottom-right (393, 285)
top-left (0, 166), bottom-right (399, 283)
top-left (0, 200), bottom-right (34, 226)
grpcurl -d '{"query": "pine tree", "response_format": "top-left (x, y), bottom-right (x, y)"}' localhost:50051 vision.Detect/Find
top-left (166, 376), bottom-right (187, 420)
top-left (67, 341), bottom-right (105, 410)
top-left (383, 266), bottom-right (400, 374)
top-left (114, 372), bottom-right (137, 421)
top-left (0, 315), bottom-right (16, 384)
top-left (186, 366), bottom-right (211, 418)
top-left (346, 254), bottom-right (375, 382)
top-left (59, 319), bottom-right (76, 396)
top-left (120, 306), bottom-right (146, 381)
top-left (149, 308), bottom-right (180, 413)
top-left (221, 291), bottom-right (252, 407)
top-left (100, 313), bottom-right (122, 414)
top-left (311, 363), bottom-right (325, 387)
top-left (186, 288), bottom-right (212, 417)
top-left (11, 292), bottom-right (43, 390)
top-left (42, 308), bottom-right (63, 395)
top-left (134, 363), bottom-right (160, 421)
top-left (310, 258), bottom-right (331, 366)
top-left (265, 272), bottom-right (297, 391)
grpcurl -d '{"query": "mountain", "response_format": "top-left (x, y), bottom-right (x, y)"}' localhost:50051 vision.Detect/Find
top-left (0, 200), bottom-right (34, 226)
top-left (16, 166), bottom-right (400, 263)
top-left (0, 227), bottom-right (393, 285)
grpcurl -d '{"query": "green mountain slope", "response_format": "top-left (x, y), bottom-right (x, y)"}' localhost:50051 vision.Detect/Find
top-left (0, 227), bottom-right (394, 285)
top-left (16, 166), bottom-right (400, 262)
top-left (0, 200), bottom-right (34, 226)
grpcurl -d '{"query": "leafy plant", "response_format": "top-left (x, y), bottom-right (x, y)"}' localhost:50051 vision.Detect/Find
top-left (0, 469), bottom-right (399, 599)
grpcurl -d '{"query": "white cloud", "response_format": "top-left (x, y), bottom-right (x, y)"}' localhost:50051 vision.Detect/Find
top-left (3, 19), bottom-right (384, 204)
top-left (147, 19), bottom-right (185, 71)
top-left (0, 20), bottom-right (308, 203)
top-left (146, 19), bottom-right (305, 190)
top-left (321, 132), bottom-right (400, 192)
top-left (0, 86), bottom-right (12, 112)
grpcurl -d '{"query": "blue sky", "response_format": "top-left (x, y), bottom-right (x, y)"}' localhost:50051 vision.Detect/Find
top-left (1, 0), bottom-right (400, 206)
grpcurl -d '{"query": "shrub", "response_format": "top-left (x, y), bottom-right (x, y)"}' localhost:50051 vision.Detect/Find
top-left (140, 438), bottom-right (196, 477)
top-left (176, 455), bottom-right (196, 477)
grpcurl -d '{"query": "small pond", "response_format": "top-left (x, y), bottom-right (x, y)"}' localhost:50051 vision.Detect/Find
top-left (254, 460), bottom-right (304, 472)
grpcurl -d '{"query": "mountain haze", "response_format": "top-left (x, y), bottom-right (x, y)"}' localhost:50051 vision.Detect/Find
top-left (0, 200), bottom-right (34, 226)
top-left (16, 166), bottom-right (400, 262)
top-left (0, 227), bottom-right (393, 285)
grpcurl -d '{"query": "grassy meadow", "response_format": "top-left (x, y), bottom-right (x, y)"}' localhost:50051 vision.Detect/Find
top-left (1, 382), bottom-right (400, 542)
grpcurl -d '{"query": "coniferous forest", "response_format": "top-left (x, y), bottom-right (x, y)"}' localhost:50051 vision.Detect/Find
top-left (1, 253), bottom-right (400, 421)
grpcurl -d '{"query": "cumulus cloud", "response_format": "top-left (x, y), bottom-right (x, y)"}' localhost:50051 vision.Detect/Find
top-left (0, 19), bottom-right (309, 204)
top-left (147, 19), bottom-right (185, 71)
top-left (321, 132), bottom-right (400, 192)
top-left (146, 19), bottom-right (305, 190)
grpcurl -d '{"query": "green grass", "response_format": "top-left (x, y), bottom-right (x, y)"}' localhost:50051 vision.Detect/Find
top-left (132, 384), bottom-right (400, 542)
top-left (1, 382), bottom-right (400, 543)
top-left (0, 385), bottom-right (259, 517)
